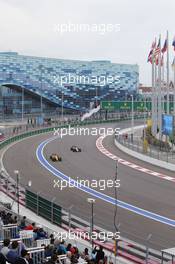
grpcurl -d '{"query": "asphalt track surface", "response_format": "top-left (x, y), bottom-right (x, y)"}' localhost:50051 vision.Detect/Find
top-left (3, 120), bottom-right (175, 250)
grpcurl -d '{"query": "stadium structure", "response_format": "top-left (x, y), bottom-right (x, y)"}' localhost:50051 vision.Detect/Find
top-left (0, 52), bottom-right (139, 115)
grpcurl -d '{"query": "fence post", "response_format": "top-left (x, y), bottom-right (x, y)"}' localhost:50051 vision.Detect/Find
top-left (51, 197), bottom-right (56, 223)
top-left (145, 233), bottom-right (152, 264)
top-left (37, 191), bottom-right (41, 215)
top-left (68, 205), bottom-right (74, 231)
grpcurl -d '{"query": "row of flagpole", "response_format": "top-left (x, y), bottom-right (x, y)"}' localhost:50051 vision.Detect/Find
top-left (148, 30), bottom-right (175, 138)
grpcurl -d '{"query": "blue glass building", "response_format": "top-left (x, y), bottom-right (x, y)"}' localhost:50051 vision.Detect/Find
top-left (0, 52), bottom-right (139, 115)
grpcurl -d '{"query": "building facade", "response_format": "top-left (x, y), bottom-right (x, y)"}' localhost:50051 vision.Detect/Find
top-left (0, 52), bottom-right (139, 115)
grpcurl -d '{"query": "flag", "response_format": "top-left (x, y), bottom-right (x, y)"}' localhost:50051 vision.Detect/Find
top-left (147, 49), bottom-right (153, 63)
top-left (147, 40), bottom-right (156, 63)
top-left (155, 38), bottom-right (161, 56)
top-left (161, 39), bottom-right (167, 53)
top-left (172, 36), bottom-right (175, 51)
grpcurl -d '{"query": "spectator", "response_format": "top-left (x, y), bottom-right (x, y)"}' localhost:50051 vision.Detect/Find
top-left (1, 238), bottom-right (10, 257)
top-left (66, 243), bottom-right (75, 254)
top-left (44, 245), bottom-right (53, 258)
top-left (72, 246), bottom-right (79, 259)
top-left (66, 251), bottom-right (72, 264)
top-left (94, 246), bottom-right (104, 264)
top-left (6, 241), bottom-right (19, 264)
top-left (50, 234), bottom-right (55, 245)
top-left (82, 248), bottom-right (90, 262)
top-left (57, 240), bottom-right (67, 255)
top-left (20, 217), bottom-right (27, 229)
top-left (36, 228), bottom-right (47, 240)
top-left (46, 254), bottom-right (58, 264)
top-left (24, 222), bottom-right (36, 231)
top-left (14, 249), bottom-right (33, 264)
top-left (12, 216), bottom-right (18, 224)
top-left (0, 252), bottom-right (7, 264)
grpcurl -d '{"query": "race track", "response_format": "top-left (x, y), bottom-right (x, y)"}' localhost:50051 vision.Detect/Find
top-left (2, 120), bottom-right (175, 250)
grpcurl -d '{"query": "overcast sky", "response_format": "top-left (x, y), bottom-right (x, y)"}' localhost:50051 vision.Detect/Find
top-left (0, 0), bottom-right (175, 86)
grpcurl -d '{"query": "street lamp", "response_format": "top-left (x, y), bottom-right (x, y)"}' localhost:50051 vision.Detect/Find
top-left (87, 198), bottom-right (95, 252)
top-left (131, 94), bottom-right (134, 142)
top-left (14, 170), bottom-right (20, 218)
top-left (61, 86), bottom-right (64, 121)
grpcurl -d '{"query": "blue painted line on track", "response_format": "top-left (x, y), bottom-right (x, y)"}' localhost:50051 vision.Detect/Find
top-left (36, 136), bottom-right (175, 227)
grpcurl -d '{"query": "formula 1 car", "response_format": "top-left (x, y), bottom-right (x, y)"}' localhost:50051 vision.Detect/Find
top-left (70, 146), bottom-right (81, 152)
top-left (50, 153), bottom-right (62, 162)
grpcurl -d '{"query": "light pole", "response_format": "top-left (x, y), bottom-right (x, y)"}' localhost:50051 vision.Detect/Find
top-left (14, 170), bottom-right (20, 218)
top-left (61, 86), bottom-right (64, 121)
top-left (21, 87), bottom-right (24, 122)
top-left (114, 161), bottom-right (120, 263)
top-left (39, 65), bottom-right (43, 115)
top-left (95, 86), bottom-right (98, 107)
top-left (87, 198), bottom-right (95, 252)
top-left (131, 94), bottom-right (134, 142)
top-left (144, 96), bottom-right (147, 140)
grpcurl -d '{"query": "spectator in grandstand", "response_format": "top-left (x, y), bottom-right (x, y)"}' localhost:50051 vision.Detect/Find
top-left (0, 211), bottom-right (13, 225)
top-left (46, 254), bottom-right (58, 264)
top-left (6, 240), bottom-right (20, 264)
top-left (70, 254), bottom-right (78, 264)
top-left (12, 216), bottom-right (18, 224)
top-left (57, 240), bottom-right (67, 255)
top-left (35, 227), bottom-right (47, 240)
top-left (24, 222), bottom-right (36, 231)
top-left (66, 243), bottom-right (75, 254)
top-left (44, 245), bottom-right (54, 258)
top-left (82, 248), bottom-right (90, 262)
top-left (94, 246), bottom-right (104, 264)
top-left (103, 256), bottom-right (108, 264)
top-left (0, 252), bottom-right (7, 264)
top-left (66, 251), bottom-right (72, 264)
top-left (20, 216), bottom-right (27, 229)
top-left (0, 238), bottom-right (10, 257)
top-left (14, 249), bottom-right (33, 264)
top-left (50, 234), bottom-right (55, 245)
top-left (72, 246), bottom-right (79, 259)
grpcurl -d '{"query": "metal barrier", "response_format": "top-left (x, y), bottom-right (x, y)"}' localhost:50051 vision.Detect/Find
top-left (36, 239), bottom-right (50, 248)
top-left (27, 247), bottom-right (45, 264)
top-left (0, 224), bottom-right (19, 240)
top-left (19, 230), bottom-right (34, 248)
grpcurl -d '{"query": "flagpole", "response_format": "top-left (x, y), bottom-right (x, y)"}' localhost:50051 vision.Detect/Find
top-left (155, 58), bottom-right (158, 135)
top-left (158, 34), bottom-right (162, 138)
top-left (162, 55), bottom-right (165, 113)
top-left (152, 51), bottom-right (155, 135)
top-left (167, 30), bottom-right (170, 114)
top-left (173, 58), bottom-right (175, 115)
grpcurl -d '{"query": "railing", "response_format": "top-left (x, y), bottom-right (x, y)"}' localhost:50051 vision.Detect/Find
top-left (0, 224), bottom-right (19, 240)
top-left (117, 132), bottom-right (175, 164)
top-left (27, 247), bottom-right (45, 264)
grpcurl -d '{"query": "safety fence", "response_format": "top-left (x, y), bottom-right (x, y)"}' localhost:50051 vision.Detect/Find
top-left (117, 133), bottom-right (175, 164)
top-left (0, 224), bottom-right (18, 241)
